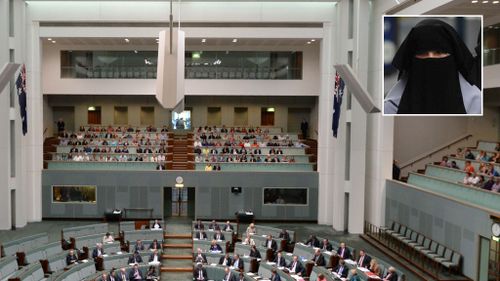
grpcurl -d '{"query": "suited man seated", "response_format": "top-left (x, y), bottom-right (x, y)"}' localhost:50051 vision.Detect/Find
top-left (222, 266), bottom-right (236, 281)
top-left (101, 273), bottom-right (110, 281)
top-left (270, 268), bottom-right (281, 281)
top-left (209, 240), bottom-right (223, 253)
top-left (195, 231), bottom-right (208, 240)
top-left (311, 249), bottom-right (326, 266)
top-left (287, 255), bottom-right (305, 276)
top-left (219, 253), bottom-right (232, 266)
top-left (128, 251), bottom-right (143, 264)
top-left (193, 248), bottom-right (208, 264)
top-left (236, 271), bottom-right (245, 281)
top-left (66, 249), bottom-right (79, 266)
top-left (213, 230), bottom-right (225, 241)
top-left (383, 267), bottom-right (398, 281)
top-left (231, 254), bottom-right (244, 271)
top-left (149, 249), bottom-right (161, 263)
top-left (305, 235), bottom-right (320, 248)
top-left (356, 250), bottom-right (371, 268)
top-left (223, 221), bottom-right (234, 232)
top-left (108, 269), bottom-right (118, 281)
top-left (133, 240), bottom-right (145, 252)
top-left (337, 242), bottom-right (351, 260)
top-left (128, 264), bottom-right (143, 281)
top-left (263, 235), bottom-right (278, 252)
top-left (333, 259), bottom-right (348, 278)
top-left (194, 220), bottom-right (205, 230)
top-left (117, 267), bottom-right (128, 281)
top-left (321, 239), bottom-right (333, 251)
top-left (274, 251), bottom-right (287, 267)
top-left (92, 243), bottom-right (105, 259)
top-left (208, 220), bottom-right (220, 230)
top-left (193, 263), bottom-right (208, 281)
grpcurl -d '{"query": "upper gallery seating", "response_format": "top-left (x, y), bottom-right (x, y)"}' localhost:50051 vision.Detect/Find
top-left (45, 125), bottom-right (173, 171)
top-left (189, 126), bottom-right (316, 172)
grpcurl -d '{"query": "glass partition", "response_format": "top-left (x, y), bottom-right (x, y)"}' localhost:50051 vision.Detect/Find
top-left (485, 24), bottom-right (500, 66)
top-left (185, 51), bottom-right (302, 80)
top-left (263, 187), bottom-right (308, 205)
top-left (61, 50), bottom-right (157, 79)
top-left (52, 185), bottom-right (97, 203)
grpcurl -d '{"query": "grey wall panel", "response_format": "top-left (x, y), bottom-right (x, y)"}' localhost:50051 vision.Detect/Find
top-left (385, 179), bottom-right (495, 280)
top-left (42, 171), bottom-right (318, 221)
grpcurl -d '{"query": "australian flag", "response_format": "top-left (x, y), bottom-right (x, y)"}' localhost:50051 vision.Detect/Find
top-left (15, 64), bottom-right (28, 135)
top-left (332, 72), bottom-right (345, 138)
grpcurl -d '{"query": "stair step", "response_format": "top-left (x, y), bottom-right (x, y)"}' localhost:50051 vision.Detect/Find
top-left (163, 243), bottom-right (192, 248)
top-left (162, 254), bottom-right (192, 260)
top-left (164, 234), bottom-right (192, 239)
top-left (161, 267), bottom-right (193, 272)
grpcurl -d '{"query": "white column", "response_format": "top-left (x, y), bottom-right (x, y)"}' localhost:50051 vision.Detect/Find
top-left (24, 20), bottom-right (43, 222)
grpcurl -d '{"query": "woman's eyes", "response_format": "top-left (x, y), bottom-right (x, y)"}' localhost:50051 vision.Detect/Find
top-left (415, 51), bottom-right (450, 59)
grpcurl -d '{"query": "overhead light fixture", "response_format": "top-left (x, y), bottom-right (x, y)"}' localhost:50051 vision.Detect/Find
top-left (124, 38), bottom-right (130, 43)
top-left (47, 38), bottom-right (52, 41)
top-left (88, 106), bottom-right (96, 111)
top-left (51, 41), bottom-right (56, 44)
top-left (471, 0), bottom-right (478, 2)
top-left (201, 38), bottom-right (206, 43)
top-left (306, 41), bottom-right (311, 44)
top-left (134, 50), bottom-right (138, 54)
top-left (192, 52), bottom-right (201, 59)
top-left (266, 107), bottom-right (275, 112)
top-left (494, 0), bottom-right (499, 3)
top-left (232, 39), bottom-right (238, 43)
top-left (310, 39), bottom-right (316, 42)
top-left (482, 0), bottom-right (489, 3)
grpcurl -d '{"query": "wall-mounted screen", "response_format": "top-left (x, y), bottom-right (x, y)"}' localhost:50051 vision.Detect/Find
top-left (52, 185), bottom-right (97, 203)
top-left (263, 187), bottom-right (308, 206)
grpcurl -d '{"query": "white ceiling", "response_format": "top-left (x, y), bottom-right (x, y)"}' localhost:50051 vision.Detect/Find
top-left (428, 0), bottom-right (500, 19)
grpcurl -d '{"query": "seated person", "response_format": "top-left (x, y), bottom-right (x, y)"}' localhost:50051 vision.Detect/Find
top-left (223, 266), bottom-right (236, 281)
top-left (287, 255), bottom-right (304, 276)
top-left (92, 243), bottom-right (105, 259)
top-left (66, 249), bottom-right (79, 265)
top-left (274, 251), bottom-right (287, 266)
top-left (128, 251), bottom-right (143, 264)
top-left (249, 245), bottom-right (261, 259)
top-left (117, 268), bottom-right (128, 281)
top-left (149, 249), bottom-right (161, 263)
top-left (279, 229), bottom-right (290, 242)
top-left (193, 248), bottom-right (207, 264)
top-left (208, 220), bottom-right (220, 230)
top-left (246, 223), bottom-right (256, 235)
top-left (151, 219), bottom-right (162, 229)
top-left (129, 264), bottom-right (144, 281)
top-left (236, 272), bottom-right (245, 281)
top-left (270, 268), bottom-right (281, 281)
top-left (101, 273), bottom-right (109, 281)
top-left (149, 239), bottom-right (161, 250)
top-left (209, 240), bottom-right (223, 253)
top-left (195, 230), bottom-right (208, 240)
top-left (219, 253), bottom-right (232, 266)
top-left (465, 149), bottom-right (475, 160)
top-left (316, 273), bottom-right (327, 281)
top-left (349, 269), bottom-right (361, 281)
top-left (383, 267), bottom-right (398, 281)
top-left (103, 232), bottom-right (114, 243)
top-left (243, 233), bottom-right (255, 246)
top-left (334, 259), bottom-right (348, 278)
top-left (223, 221), bottom-right (234, 232)
top-left (214, 230), bottom-right (225, 241)
top-left (337, 242), bottom-right (351, 259)
top-left (193, 263), bottom-right (208, 281)
top-left (109, 269), bottom-right (117, 281)
top-left (369, 259), bottom-right (381, 276)
top-left (305, 234), bottom-right (320, 248)
top-left (194, 220), bottom-right (205, 230)
top-left (134, 240), bottom-right (145, 252)
top-left (311, 249), bottom-right (326, 266)
top-left (321, 239), bottom-right (333, 251)
top-left (356, 249), bottom-right (371, 268)
top-left (231, 254), bottom-right (244, 271)
top-left (263, 235), bottom-right (278, 252)
top-left (146, 265), bottom-right (159, 281)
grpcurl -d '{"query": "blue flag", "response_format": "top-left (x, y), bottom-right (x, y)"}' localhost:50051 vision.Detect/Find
top-left (332, 72), bottom-right (345, 138)
top-left (15, 64), bottom-right (27, 135)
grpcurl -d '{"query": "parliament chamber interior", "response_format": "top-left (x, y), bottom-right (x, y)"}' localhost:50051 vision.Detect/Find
top-left (0, 0), bottom-right (500, 281)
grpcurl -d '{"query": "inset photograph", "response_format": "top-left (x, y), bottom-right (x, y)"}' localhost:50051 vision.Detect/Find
top-left (383, 15), bottom-right (482, 115)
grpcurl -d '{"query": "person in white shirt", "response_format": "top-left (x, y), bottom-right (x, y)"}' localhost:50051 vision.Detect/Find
top-left (103, 232), bottom-right (114, 243)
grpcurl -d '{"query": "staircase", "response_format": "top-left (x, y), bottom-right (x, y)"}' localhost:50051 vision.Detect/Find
top-left (43, 137), bottom-right (59, 169)
top-left (171, 132), bottom-right (193, 170)
top-left (161, 218), bottom-right (194, 280)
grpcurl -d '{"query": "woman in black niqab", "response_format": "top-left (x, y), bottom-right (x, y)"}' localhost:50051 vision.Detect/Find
top-left (392, 19), bottom-right (475, 114)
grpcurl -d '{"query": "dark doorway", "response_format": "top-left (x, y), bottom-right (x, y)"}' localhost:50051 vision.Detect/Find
top-left (261, 107), bottom-right (275, 126)
top-left (164, 187), bottom-right (195, 218)
top-left (87, 106), bottom-right (101, 124)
